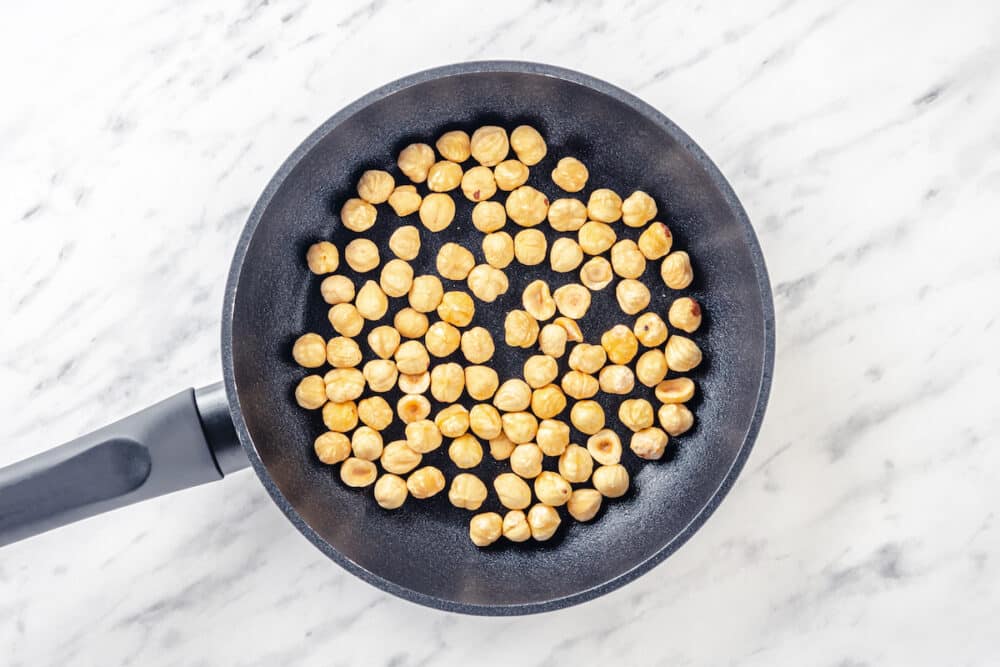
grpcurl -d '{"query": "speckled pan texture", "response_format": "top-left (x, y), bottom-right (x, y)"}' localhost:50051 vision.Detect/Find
top-left (223, 61), bottom-right (774, 615)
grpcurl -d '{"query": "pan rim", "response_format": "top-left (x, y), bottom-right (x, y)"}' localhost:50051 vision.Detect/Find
top-left (222, 60), bottom-right (775, 616)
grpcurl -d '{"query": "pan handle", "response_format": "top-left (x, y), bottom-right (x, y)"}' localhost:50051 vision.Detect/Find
top-left (0, 382), bottom-right (248, 547)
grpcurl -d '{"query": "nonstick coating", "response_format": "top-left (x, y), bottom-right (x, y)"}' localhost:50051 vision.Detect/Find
top-left (223, 62), bottom-right (774, 615)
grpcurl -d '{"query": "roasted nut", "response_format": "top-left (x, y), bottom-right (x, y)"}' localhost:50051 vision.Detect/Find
top-left (527, 504), bottom-right (561, 541)
top-left (558, 444), bottom-right (593, 483)
top-left (567, 488), bottom-right (602, 521)
top-left (510, 443), bottom-right (543, 478)
top-left (381, 440), bottom-right (423, 474)
top-left (397, 394), bottom-right (432, 423)
top-left (510, 125), bottom-right (547, 165)
top-left (358, 396), bottom-right (393, 430)
top-left (407, 466), bottom-right (446, 499)
top-left (502, 510), bottom-right (531, 542)
top-left (580, 256), bottom-right (614, 290)
top-left (306, 241), bottom-right (339, 274)
top-left (419, 192), bottom-right (455, 232)
top-left (561, 370), bottom-right (599, 399)
top-left (619, 398), bottom-right (655, 432)
top-left (513, 229), bottom-right (547, 265)
top-left (536, 419), bottom-right (570, 456)
top-left (324, 368), bottom-right (365, 402)
top-left (551, 157), bottom-right (588, 192)
top-left (461, 327), bottom-right (494, 363)
top-left (470, 126), bottom-right (509, 166)
top-left (322, 400), bottom-right (358, 432)
top-left (570, 400), bottom-right (605, 435)
top-left (436, 130), bottom-right (471, 163)
top-left (568, 343), bottom-right (607, 374)
top-left (655, 377), bottom-right (696, 404)
top-left (344, 238), bottom-right (379, 272)
top-left (295, 375), bottom-right (327, 409)
top-left (621, 190), bottom-right (657, 228)
top-left (374, 474), bottom-right (408, 510)
top-left (469, 403), bottom-right (503, 439)
top-left (467, 264), bottom-right (509, 302)
top-left (610, 240), bottom-right (646, 279)
top-left (395, 340), bottom-right (430, 374)
top-left (351, 426), bottom-right (384, 461)
top-left (482, 232), bottom-right (515, 269)
top-left (592, 464), bottom-right (629, 498)
top-left (578, 221), bottom-right (616, 255)
top-left (394, 307), bottom-right (429, 338)
top-left (598, 365), bottom-right (635, 395)
top-left (553, 284), bottom-right (591, 319)
top-left (314, 431), bottom-right (351, 464)
top-left (409, 275), bottom-right (444, 312)
top-left (494, 472), bottom-right (532, 510)
top-left (461, 165), bottom-right (498, 202)
top-left (555, 316), bottom-right (584, 342)
top-left (465, 366), bottom-right (499, 401)
top-left (522, 280), bottom-right (556, 320)
top-left (489, 433), bottom-right (516, 460)
top-left (523, 355), bottom-right (559, 389)
top-left (320, 275), bottom-right (355, 305)
top-left (425, 321), bottom-right (461, 357)
top-left (405, 419), bottom-right (443, 454)
top-left (427, 160), bottom-right (463, 192)
top-left (534, 471), bottom-right (572, 506)
top-left (506, 186), bottom-right (549, 227)
top-left (353, 169), bottom-right (391, 204)
top-left (494, 378), bottom-right (531, 411)
top-left (397, 143), bottom-right (435, 183)
top-left (636, 349), bottom-right (668, 386)
top-left (340, 457), bottom-right (377, 487)
top-left (504, 309), bottom-right (539, 348)
top-left (292, 333), bottom-right (326, 368)
top-left (616, 279), bottom-right (651, 315)
top-left (355, 280), bottom-right (388, 320)
top-left (469, 512), bottom-right (503, 547)
top-left (631, 427), bottom-right (669, 460)
top-left (388, 185), bottom-right (422, 217)
top-left (449, 434), bottom-right (484, 469)
top-left (472, 201), bottom-right (507, 233)
top-left (638, 222), bottom-right (672, 259)
top-left (587, 429), bottom-right (622, 465)
top-left (550, 238), bottom-right (584, 273)
top-left (379, 259), bottom-right (414, 298)
top-left (435, 404), bottom-right (470, 438)
top-left (503, 412), bottom-right (539, 445)
top-left (547, 198), bottom-right (588, 232)
top-left (449, 473), bottom-right (488, 510)
top-left (538, 324), bottom-right (568, 358)
top-left (341, 198), bottom-right (378, 231)
top-left (665, 335), bottom-right (703, 372)
top-left (430, 363), bottom-right (465, 403)
top-left (601, 325), bottom-right (639, 364)
top-left (661, 251), bottom-right (694, 289)
top-left (437, 291), bottom-right (475, 327)
top-left (363, 359), bottom-right (398, 392)
top-left (389, 225), bottom-right (421, 260)
top-left (494, 159), bottom-right (529, 191)
top-left (668, 297), bottom-right (702, 333)
top-left (587, 188), bottom-right (623, 223)
top-left (367, 325), bottom-right (401, 359)
top-left (634, 312), bottom-right (669, 347)
top-left (658, 403), bottom-right (695, 436)
top-left (397, 371), bottom-right (430, 394)
top-left (531, 385), bottom-right (567, 419)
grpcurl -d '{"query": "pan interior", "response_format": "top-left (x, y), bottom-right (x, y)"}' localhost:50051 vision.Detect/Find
top-left (228, 68), bottom-right (770, 611)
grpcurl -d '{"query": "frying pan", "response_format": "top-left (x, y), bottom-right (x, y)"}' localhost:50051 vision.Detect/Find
top-left (0, 61), bottom-right (774, 615)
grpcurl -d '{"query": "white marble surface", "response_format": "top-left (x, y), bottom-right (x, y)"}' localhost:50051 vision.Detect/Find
top-left (2, 0), bottom-right (999, 664)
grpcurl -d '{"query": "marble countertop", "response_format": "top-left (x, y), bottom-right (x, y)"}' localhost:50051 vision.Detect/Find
top-left (3, 1), bottom-right (999, 664)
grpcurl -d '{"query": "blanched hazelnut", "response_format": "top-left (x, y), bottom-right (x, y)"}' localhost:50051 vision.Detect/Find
top-left (502, 510), bottom-right (531, 542)
top-left (427, 160), bottom-right (463, 192)
top-left (355, 280), bottom-right (388, 320)
top-left (536, 419), bottom-right (570, 456)
top-left (449, 474), bottom-right (488, 510)
top-left (601, 325), bottom-right (639, 364)
top-left (405, 419), bottom-right (443, 454)
top-left (554, 316), bottom-right (584, 342)
top-left (661, 251), bottom-right (694, 289)
top-left (578, 221), bottom-right (616, 255)
top-left (425, 321), bottom-right (461, 357)
top-left (665, 335), bottom-right (703, 372)
top-left (407, 466), bottom-right (446, 499)
top-left (324, 368), bottom-right (364, 402)
top-left (634, 312), bottom-right (668, 347)
top-left (619, 398), bottom-right (654, 432)
top-left (340, 457), bottom-right (377, 487)
top-left (389, 225), bottom-right (421, 260)
top-left (467, 264), bottom-right (509, 302)
top-left (489, 433), bottom-right (516, 460)
top-left (379, 259), bottom-right (414, 298)
top-left (351, 426), bottom-right (383, 461)
top-left (531, 385), bottom-right (567, 419)
top-left (357, 396), bottom-right (393, 430)
top-left (522, 280), bottom-right (556, 320)
top-left (570, 400), bottom-right (605, 435)
top-left (344, 238), bottom-right (379, 272)
top-left (504, 309), bottom-right (539, 348)
top-left (367, 325), bottom-right (401, 360)
top-left (435, 404), bottom-right (470, 438)
top-left (449, 434), bottom-right (483, 469)
top-left (547, 198), bottom-right (587, 232)
top-left (436, 130), bottom-right (471, 163)
top-left (631, 427), bottom-right (669, 460)
top-left (592, 464), bottom-right (629, 498)
top-left (587, 188), bottom-right (622, 223)
top-left (465, 366), bottom-right (499, 401)
top-left (636, 349), bottom-right (668, 387)
top-left (461, 327), bottom-right (494, 363)
top-left (341, 197), bottom-right (377, 231)
top-left (306, 241), bottom-right (339, 274)
top-left (381, 440), bottom-right (423, 474)
top-left (374, 474), bottom-right (408, 510)
top-left (363, 359), bottom-right (398, 392)
top-left (567, 488), bottom-right (602, 521)
top-left (534, 471), bottom-right (572, 506)
top-left (558, 444), bottom-right (593, 483)
top-left (655, 377), bottom-right (696, 404)
top-left (616, 279), bottom-right (651, 315)
top-left (470, 126), bottom-right (509, 166)
top-left (322, 400), bottom-right (358, 432)
top-left (395, 340), bottom-right (430, 374)
top-left (621, 190), bottom-right (657, 227)
top-left (638, 222), bottom-right (672, 259)
top-left (472, 201), bottom-right (506, 232)
top-left (510, 125), bottom-right (547, 165)
top-left (419, 192), bottom-right (455, 232)
top-left (357, 171), bottom-right (394, 205)
top-left (397, 143), bottom-right (435, 183)
top-left (598, 365), bottom-right (635, 395)
top-left (408, 275), bottom-right (444, 313)
top-left (561, 370), bottom-right (599, 399)
top-left (580, 256), bottom-right (613, 290)
top-left (397, 371), bottom-right (430, 394)
top-left (430, 362), bottom-right (465, 403)
top-left (550, 238), bottom-right (584, 273)
top-left (513, 229), bottom-right (547, 265)
top-left (568, 343), bottom-right (607, 374)
top-left (397, 394), bottom-right (432, 423)
top-left (551, 157), bottom-right (588, 192)
top-left (320, 275), bottom-right (355, 305)
top-left (469, 403), bottom-right (503, 439)
top-left (538, 324), bottom-right (568, 358)
top-left (388, 185), bottom-right (422, 217)
top-left (394, 307), bottom-right (429, 338)
top-left (494, 473), bottom-right (532, 510)
top-left (501, 411), bottom-right (538, 444)
top-left (611, 240), bottom-right (646, 279)
top-left (668, 297), bottom-right (702, 333)
top-left (510, 442), bottom-right (543, 478)
top-left (295, 375), bottom-right (327, 409)
top-left (553, 284), bottom-right (591, 319)
top-left (587, 429), bottom-right (622, 465)
top-left (460, 165), bottom-right (497, 202)
top-left (527, 504), bottom-right (561, 541)
top-left (506, 186), bottom-right (549, 227)
top-left (493, 379), bottom-right (531, 411)
top-left (523, 355), bottom-right (559, 389)
top-left (469, 512), bottom-right (503, 547)
top-left (482, 232), bottom-right (515, 269)
top-left (292, 333), bottom-right (326, 368)
top-left (494, 159), bottom-right (529, 191)
top-left (437, 291), bottom-right (475, 327)
top-left (314, 431), bottom-right (351, 464)
top-left (658, 403), bottom-right (694, 436)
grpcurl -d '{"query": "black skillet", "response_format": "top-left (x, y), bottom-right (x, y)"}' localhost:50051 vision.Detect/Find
top-left (0, 62), bottom-right (774, 615)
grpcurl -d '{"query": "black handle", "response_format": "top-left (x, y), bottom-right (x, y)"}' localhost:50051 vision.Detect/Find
top-left (0, 382), bottom-right (248, 546)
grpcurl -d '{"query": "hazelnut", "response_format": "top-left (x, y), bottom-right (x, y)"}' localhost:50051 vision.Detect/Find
top-left (655, 377), bottom-right (696, 404)
top-left (634, 312), bottom-right (669, 347)
top-left (510, 125), bottom-right (547, 165)
top-left (314, 432), bottom-right (351, 464)
top-left (482, 231), bottom-right (515, 269)
top-left (527, 504), bottom-right (561, 541)
top-left (592, 464), bottom-right (629, 498)
top-left (638, 222), bottom-right (672, 259)
top-left (404, 419), bottom-right (443, 454)
top-left (394, 307), bottom-right (429, 338)
top-left (467, 264), bottom-right (509, 302)
top-left (292, 333), bottom-right (326, 368)
top-left (294, 375), bottom-right (327, 410)
top-left (550, 237), bottom-right (584, 273)
top-left (469, 403), bottom-right (503, 439)
top-left (435, 404), bottom-right (470, 438)
top-left (660, 251), bottom-right (694, 289)
top-left (494, 378), bottom-right (532, 412)
top-left (367, 325), bottom-right (401, 360)
top-left (558, 444), bottom-right (594, 483)
top-left (668, 297), bottom-right (702, 333)
top-left (579, 256), bottom-right (614, 290)
top-left (407, 466), bottom-right (446, 499)
top-left (502, 510), bottom-right (531, 542)
top-left (374, 474), bottom-right (408, 510)
top-left (461, 327), bottom-right (495, 364)
top-left (418, 192), bottom-right (455, 232)
top-left (567, 488), bottom-right (602, 522)
top-left (324, 368), bottom-right (364, 402)
top-left (568, 343), bottom-right (607, 374)
top-left (601, 325), bottom-right (639, 364)
top-left (489, 433), bottom-right (516, 460)
top-left (408, 275), bottom-right (444, 313)
top-left (536, 418), bottom-right (570, 456)
top-left (561, 370), bottom-right (599, 399)
top-left (523, 355), bottom-right (559, 389)
top-left (397, 143), bottom-right (435, 183)
top-left (494, 159), bottom-right (529, 191)
top-left (449, 434), bottom-right (483, 469)
top-left (430, 362), bottom-right (465, 403)
top-left (357, 396), bottom-right (393, 430)
top-left (522, 279), bottom-right (556, 321)
top-left (554, 316), bottom-right (583, 342)
top-left (470, 126), bottom-right (509, 166)
top-left (461, 165), bottom-right (497, 202)
top-left (389, 225), bottom-right (421, 260)
top-left (631, 427), bottom-right (669, 460)
top-left (397, 394), bottom-right (432, 423)
top-left (354, 280), bottom-right (388, 320)
top-left (472, 200), bottom-right (507, 232)
top-left (615, 279), bottom-right (651, 315)
top-left (388, 185), bottom-right (422, 216)
top-left (395, 340), bottom-right (430, 374)
top-left (503, 411), bottom-right (539, 444)
top-left (538, 324), bottom-right (568, 358)
top-left (436, 130), bottom-right (471, 163)
top-left (665, 335), bottom-right (703, 372)
top-left (587, 188), bottom-right (623, 223)
top-left (578, 221), bottom-right (616, 255)
top-left (341, 198), bottom-right (377, 231)
top-left (505, 186), bottom-right (549, 227)
top-left (551, 157), bottom-right (588, 192)
top-left (510, 442), bottom-right (544, 478)
top-left (449, 473), bottom-right (488, 510)
top-left (320, 275), bottom-right (355, 305)
top-left (621, 190), bottom-right (657, 227)
top-left (306, 241), bottom-right (339, 274)
top-left (547, 197), bottom-right (588, 232)
top-left (587, 429), bottom-right (622, 465)
top-left (534, 471), bottom-right (572, 506)
top-left (344, 238), bottom-right (379, 272)
top-left (619, 398), bottom-right (655, 432)
top-left (363, 359), bottom-right (398, 393)
top-left (610, 240), bottom-right (646, 279)
top-left (340, 457), bottom-right (377, 488)
top-left (322, 400), bottom-right (358, 432)
top-left (356, 170), bottom-right (394, 204)
top-left (513, 229), bottom-right (547, 265)
top-left (328, 303), bottom-right (363, 337)
top-left (503, 309), bottom-right (539, 348)
top-left (636, 349), bottom-right (668, 387)
top-left (425, 321), bottom-right (461, 357)
top-left (469, 512), bottom-right (503, 547)
top-left (658, 403), bottom-right (695, 436)
top-left (552, 284), bottom-right (591, 319)
top-left (598, 365), bottom-right (635, 395)
top-left (351, 426), bottom-right (383, 461)
top-left (381, 440), bottom-right (423, 474)
top-left (464, 365), bottom-right (499, 401)
top-left (494, 473), bottom-right (532, 510)
top-left (379, 258), bottom-right (414, 298)
top-left (570, 400), bottom-right (605, 435)
top-left (397, 371), bottom-right (430, 394)
top-left (437, 291), bottom-right (475, 327)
